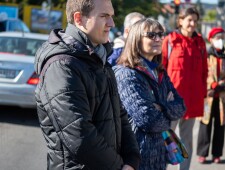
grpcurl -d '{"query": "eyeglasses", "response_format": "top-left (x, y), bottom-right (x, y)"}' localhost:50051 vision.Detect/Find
top-left (142, 32), bottom-right (165, 40)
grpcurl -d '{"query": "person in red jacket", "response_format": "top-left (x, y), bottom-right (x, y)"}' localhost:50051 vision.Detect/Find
top-left (162, 7), bottom-right (208, 170)
top-left (197, 27), bottom-right (225, 164)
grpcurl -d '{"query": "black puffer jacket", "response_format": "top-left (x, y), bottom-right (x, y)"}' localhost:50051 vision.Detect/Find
top-left (34, 24), bottom-right (140, 170)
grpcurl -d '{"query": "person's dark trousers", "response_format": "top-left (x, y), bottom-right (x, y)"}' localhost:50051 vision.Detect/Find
top-left (197, 97), bottom-right (225, 157)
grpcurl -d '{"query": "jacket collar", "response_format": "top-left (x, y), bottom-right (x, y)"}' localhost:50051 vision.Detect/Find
top-left (208, 46), bottom-right (225, 59)
top-left (65, 23), bottom-right (113, 57)
top-left (175, 29), bottom-right (198, 38)
top-left (135, 58), bottom-right (164, 84)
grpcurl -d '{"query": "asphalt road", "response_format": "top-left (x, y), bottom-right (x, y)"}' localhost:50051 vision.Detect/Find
top-left (167, 120), bottom-right (225, 170)
top-left (0, 106), bottom-right (46, 170)
top-left (0, 106), bottom-right (224, 170)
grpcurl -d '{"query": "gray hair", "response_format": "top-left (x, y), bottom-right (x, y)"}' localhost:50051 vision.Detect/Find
top-left (124, 12), bottom-right (145, 29)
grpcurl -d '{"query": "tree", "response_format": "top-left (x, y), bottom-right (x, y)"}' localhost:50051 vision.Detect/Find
top-left (112, 0), bottom-right (160, 29)
top-left (203, 9), bottom-right (216, 22)
top-left (2, 0), bottom-right (161, 30)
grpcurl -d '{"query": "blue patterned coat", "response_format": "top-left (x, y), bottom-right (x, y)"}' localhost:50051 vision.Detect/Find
top-left (113, 62), bottom-right (186, 170)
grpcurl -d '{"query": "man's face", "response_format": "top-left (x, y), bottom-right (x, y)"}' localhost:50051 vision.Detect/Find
top-left (81, 0), bottom-right (115, 46)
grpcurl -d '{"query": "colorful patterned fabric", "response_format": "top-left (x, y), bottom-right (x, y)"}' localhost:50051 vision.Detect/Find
top-left (162, 129), bottom-right (188, 165)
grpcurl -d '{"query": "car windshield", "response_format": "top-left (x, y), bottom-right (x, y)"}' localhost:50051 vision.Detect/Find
top-left (0, 37), bottom-right (44, 56)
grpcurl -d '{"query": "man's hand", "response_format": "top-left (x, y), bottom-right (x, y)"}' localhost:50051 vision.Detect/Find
top-left (122, 165), bottom-right (135, 170)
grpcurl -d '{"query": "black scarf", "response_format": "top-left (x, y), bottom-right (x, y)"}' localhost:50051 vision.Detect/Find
top-left (208, 46), bottom-right (225, 59)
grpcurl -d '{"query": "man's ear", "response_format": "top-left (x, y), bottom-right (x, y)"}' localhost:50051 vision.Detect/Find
top-left (124, 28), bottom-right (129, 35)
top-left (123, 28), bottom-right (129, 38)
top-left (73, 12), bottom-right (82, 26)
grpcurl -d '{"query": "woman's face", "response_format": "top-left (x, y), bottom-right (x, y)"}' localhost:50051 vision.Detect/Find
top-left (140, 28), bottom-right (164, 60)
top-left (179, 14), bottom-right (198, 35)
top-left (210, 33), bottom-right (225, 50)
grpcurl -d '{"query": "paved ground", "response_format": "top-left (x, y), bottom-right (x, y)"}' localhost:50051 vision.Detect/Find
top-left (1, 106), bottom-right (224, 170)
top-left (167, 120), bottom-right (225, 170)
top-left (0, 107), bottom-right (46, 170)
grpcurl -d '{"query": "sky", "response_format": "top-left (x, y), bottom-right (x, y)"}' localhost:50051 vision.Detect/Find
top-left (160, 0), bottom-right (218, 4)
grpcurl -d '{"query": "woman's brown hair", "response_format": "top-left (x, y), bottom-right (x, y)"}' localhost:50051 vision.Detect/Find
top-left (117, 18), bottom-right (165, 72)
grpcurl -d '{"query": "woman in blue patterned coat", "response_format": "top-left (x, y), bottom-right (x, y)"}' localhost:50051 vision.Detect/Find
top-left (113, 18), bottom-right (186, 170)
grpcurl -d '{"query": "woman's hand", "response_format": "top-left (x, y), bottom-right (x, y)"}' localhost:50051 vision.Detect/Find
top-left (153, 103), bottom-right (162, 112)
top-left (218, 80), bottom-right (225, 86)
top-left (122, 165), bottom-right (134, 170)
top-left (207, 89), bottom-right (214, 97)
top-left (167, 91), bottom-right (174, 102)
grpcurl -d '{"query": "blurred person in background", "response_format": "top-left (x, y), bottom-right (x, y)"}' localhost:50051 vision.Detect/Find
top-left (197, 27), bottom-right (225, 164)
top-left (108, 12), bottom-right (145, 66)
top-left (114, 18), bottom-right (186, 170)
top-left (162, 7), bottom-right (208, 170)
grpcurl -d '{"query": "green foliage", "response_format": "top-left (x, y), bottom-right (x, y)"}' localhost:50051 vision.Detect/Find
top-left (18, 0), bottom-right (65, 6)
top-left (203, 9), bottom-right (216, 22)
top-left (112, 0), bottom-right (160, 29)
top-left (2, 0), bottom-right (161, 30)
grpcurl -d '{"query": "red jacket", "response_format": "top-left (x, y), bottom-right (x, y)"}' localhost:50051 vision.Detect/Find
top-left (162, 31), bottom-right (208, 119)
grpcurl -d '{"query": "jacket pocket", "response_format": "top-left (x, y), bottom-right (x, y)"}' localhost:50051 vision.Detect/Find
top-left (169, 49), bottom-right (184, 71)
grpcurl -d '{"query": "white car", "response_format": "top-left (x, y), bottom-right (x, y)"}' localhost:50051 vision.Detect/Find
top-left (0, 32), bottom-right (48, 108)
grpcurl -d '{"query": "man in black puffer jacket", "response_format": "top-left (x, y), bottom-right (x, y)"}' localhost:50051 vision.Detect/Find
top-left (34, 0), bottom-right (141, 170)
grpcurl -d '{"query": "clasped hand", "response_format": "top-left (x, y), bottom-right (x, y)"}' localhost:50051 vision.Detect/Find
top-left (153, 91), bottom-right (174, 111)
top-left (122, 165), bottom-right (134, 170)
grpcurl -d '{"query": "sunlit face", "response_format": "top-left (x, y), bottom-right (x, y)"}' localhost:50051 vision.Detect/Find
top-left (140, 28), bottom-right (163, 60)
top-left (81, 0), bottom-right (115, 46)
top-left (179, 14), bottom-right (198, 36)
top-left (210, 32), bottom-right (225, 49)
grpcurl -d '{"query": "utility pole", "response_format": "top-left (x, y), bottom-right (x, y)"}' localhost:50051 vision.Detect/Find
top-left (217, 0), bottom-right (225, 28)
top-left (42, 0), bottom-right (52, 33)
top-left (196, 0), bottom-right (204, 33)
top-left (173, 0), bottom-right (181, 28)
top-left (174, 0), bottom-right (181, 15)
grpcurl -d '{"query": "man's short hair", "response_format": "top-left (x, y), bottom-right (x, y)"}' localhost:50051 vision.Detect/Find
top-left (66, 0), bottom-right (95, 24)
top-left (123, 12), bottom-right (145, 29)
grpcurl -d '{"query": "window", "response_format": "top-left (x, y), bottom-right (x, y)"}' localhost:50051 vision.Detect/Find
top-left (0, 37), bottom-right (44, 56)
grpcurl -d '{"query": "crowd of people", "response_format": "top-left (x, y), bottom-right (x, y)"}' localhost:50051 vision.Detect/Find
top-left (34, 0), bottom-right (225, 170)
